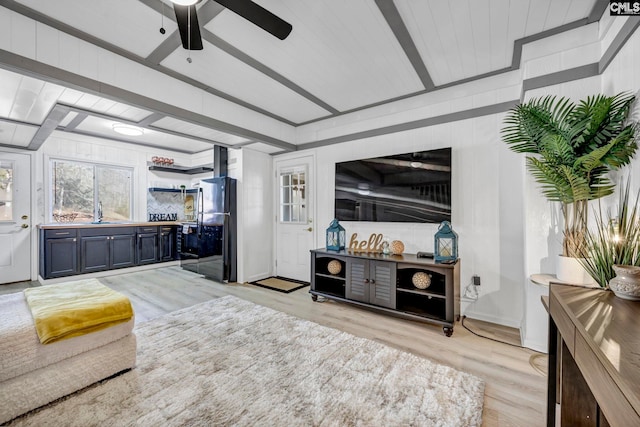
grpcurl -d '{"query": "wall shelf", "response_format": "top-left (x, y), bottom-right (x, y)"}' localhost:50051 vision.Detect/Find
top-left (147, 162), bottom-right (213, 175)
top-left (148, 187), bottom-right (198, 193)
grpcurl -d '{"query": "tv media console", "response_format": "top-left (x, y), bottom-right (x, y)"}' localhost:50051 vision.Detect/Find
top-left (310, 249), bottom-right (460, 336)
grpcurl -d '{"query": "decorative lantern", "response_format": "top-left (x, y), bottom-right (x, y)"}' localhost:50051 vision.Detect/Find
top-left (326, 218), bottom-right (346, 251)
top-left (434, 221), bottom-right (458, 263)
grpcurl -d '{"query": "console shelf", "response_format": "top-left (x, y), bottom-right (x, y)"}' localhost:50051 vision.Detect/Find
top-left (310, 249), bottom-right (460, 336)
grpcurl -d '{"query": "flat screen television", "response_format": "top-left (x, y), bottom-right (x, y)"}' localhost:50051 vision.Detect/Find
top-left (335, 147), bottom-right (451, 223)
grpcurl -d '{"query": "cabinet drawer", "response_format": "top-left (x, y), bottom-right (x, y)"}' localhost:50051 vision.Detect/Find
top-left (79, 227), bottom-right (128, 237)
top-left (44, 229), bottom-right (77, 239)
top-left (137, 226), bottom-right (158, 234)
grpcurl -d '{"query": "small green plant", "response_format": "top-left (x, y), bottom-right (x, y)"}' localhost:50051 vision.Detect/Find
top-left (577, 179), bottom-right (640, 288)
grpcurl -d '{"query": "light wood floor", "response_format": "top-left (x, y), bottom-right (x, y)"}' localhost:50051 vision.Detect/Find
top-left (2, 267), bottom-right (547, 426)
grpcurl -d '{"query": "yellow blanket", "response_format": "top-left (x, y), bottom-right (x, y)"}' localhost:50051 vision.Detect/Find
top-left (24, 279), bottom-right (134, 345)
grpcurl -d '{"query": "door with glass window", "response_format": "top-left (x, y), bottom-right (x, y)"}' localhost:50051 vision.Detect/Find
top-left (275, 155), bottom-right (315, 282)
top-left (0, 152), bottom-right (31, 284)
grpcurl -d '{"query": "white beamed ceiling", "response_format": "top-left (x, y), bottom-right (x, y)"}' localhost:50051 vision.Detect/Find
top-left (161, 39), bottom-right (331, 123)
top-left (397, 0), bottom-right (597, 86)
top-left (0, 0), bottom-right (605, 153)
top-left (15, 0), bottom-right (178, 58)
top-left (207, 0), bottom-right (425, 112)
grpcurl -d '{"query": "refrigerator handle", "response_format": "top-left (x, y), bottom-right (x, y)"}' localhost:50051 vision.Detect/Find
top-left (197, 187), bottom-right (204, 238)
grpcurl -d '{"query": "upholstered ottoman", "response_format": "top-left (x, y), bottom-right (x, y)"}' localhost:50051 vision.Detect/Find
top-left (0, 283), bottom-right (136, 424)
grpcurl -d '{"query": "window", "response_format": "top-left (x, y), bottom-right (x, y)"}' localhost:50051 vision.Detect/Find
top-left (279, 167), bottom-right (306, 223)
top-left (50, 159), bottom-right (133, 223)
top-left (0, 161), bottom-right (13, 222)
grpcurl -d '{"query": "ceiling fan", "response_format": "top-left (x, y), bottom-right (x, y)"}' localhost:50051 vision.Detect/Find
top-left (170, 0), bottom-right (293, 51)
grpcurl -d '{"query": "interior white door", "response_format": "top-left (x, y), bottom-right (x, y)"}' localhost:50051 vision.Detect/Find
top-left (0, 152), bottom-right (31, 284)
top-left (275, 155), bottom-right (315, 282)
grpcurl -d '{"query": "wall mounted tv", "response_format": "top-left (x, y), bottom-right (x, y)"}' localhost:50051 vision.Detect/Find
top-left (335, 147), bottom-right (451, 223)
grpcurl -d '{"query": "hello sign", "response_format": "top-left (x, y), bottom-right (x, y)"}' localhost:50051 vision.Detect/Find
top-left (348, 233), bottom-right (384, 253)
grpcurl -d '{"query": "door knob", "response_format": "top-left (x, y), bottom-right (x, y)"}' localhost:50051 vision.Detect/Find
top-left (21, 224), bottom-right (29, 228)
top-left (304, 227), bottom-right (313, 232)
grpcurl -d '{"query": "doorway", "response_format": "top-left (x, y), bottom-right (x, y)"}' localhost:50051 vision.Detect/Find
top-left (274, 155), bottom-right (315, 282)
top-left (0, 152), bottom-right (31, 284)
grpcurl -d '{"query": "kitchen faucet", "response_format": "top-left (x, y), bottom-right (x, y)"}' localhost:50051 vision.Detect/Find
top-left (97, 201), bottom-right (103, 223)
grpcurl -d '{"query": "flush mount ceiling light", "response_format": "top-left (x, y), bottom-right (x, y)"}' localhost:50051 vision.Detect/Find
top-left (410, 161), bottom-right (423, 168)
top-left (112, 123), bottom-right (144, 137)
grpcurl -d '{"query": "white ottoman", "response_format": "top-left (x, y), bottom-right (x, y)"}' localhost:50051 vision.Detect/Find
top-left (0, 291), bottom-right (136, 424)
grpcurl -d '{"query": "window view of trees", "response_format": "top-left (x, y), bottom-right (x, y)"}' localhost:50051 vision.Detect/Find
top-left (0, 165), bottom-right (12, 221)
top-left (51, 160), bottom-right (132, 223)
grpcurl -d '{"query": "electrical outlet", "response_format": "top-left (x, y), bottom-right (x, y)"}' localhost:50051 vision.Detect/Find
top-left (472, 275), bottom-right (481, 286)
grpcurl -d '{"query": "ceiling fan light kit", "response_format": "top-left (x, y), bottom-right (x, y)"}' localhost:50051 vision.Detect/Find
top-left (170, 0), bottom-right (198, 6)
top-left (172, 0), bottom-right (292, 52)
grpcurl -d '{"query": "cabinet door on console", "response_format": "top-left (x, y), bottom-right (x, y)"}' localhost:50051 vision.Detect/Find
top-left (346, 258), bottom-right (370, 303)
top-left (370, 261), bottom-right (396, 309)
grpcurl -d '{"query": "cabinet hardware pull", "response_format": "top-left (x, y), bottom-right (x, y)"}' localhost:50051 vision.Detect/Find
top-left (55, 232), bottom-right (70, 235)
top-left (364, 279), bottom-right (369, 284)
top-left (371, 279), bottom-right (376, 285)
top-left (73, 238), bottom-right (77, 242)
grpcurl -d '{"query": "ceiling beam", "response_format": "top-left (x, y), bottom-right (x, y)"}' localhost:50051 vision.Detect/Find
top-left (27, 104), bottom-right (71, 150)
top-left (59, 104), bottom-right (238, 147)
top-left (374, 0), bottom-right (434, 91)
top-left (137, 112), bottom-right (166, 127)
top-left (59, 128), bottom-right (199, 154)
top-left (63, 112), bottom-right (88, 131)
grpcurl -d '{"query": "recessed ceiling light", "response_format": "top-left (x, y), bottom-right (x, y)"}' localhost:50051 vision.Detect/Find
top-left (410, 161), bottom-right (423, 168)
top-left (171, 0), bottom-right (198, 5)
top-left (112, 124), bottom-right (144, 137)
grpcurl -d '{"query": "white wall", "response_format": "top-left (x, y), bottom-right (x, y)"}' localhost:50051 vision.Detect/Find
top-left (235, 148), bottom-right (273, 283)
top-left (298, 110), bottom-right (525, 328)
top-left (602, 20), bottom-right (640, 191)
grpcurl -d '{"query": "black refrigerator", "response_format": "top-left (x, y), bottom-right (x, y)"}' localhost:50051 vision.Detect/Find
top-left (179, 177), bottom-right (237, 283)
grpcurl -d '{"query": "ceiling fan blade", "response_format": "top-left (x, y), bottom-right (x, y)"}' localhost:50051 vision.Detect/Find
top-left (173, 4), bottom-right (204, 50)
top-left (213, 0), bottom-right (292, 40)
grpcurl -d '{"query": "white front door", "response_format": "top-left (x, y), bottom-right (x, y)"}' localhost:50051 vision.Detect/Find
top-left (275, 155), bottom-right (315, 282)
top-left (0, 152), bottom-right (31, 284)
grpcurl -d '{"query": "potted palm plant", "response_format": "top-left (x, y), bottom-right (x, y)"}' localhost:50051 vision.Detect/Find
top-left (501, 92), bottom-right (638, 284)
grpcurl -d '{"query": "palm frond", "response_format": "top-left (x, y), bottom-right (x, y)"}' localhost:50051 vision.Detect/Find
top-left (502, 92), bottom-right (638, 257)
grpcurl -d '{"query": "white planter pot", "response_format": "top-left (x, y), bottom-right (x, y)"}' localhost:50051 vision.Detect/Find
top-left (556, 255), bottom-right (597, 287)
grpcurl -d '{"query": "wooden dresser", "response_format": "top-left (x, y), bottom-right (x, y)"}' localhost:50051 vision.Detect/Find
top-left (546, 284), bottom-right (640, 426)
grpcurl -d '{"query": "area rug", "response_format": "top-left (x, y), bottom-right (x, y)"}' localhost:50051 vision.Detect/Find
top-left (248, 276), bottom-right (309, 293)
top-left (8, 296), bottom-right (484, 427)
